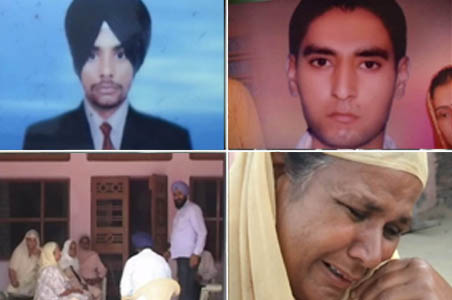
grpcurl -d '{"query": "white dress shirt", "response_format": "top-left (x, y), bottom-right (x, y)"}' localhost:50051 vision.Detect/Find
top-left (120, 249), bottom-right (171, 298)
top-left (295, 130), bottom-right (397, 149)
top-left (83, 99), bottom-right (129, 150)
top-left (170, 201), bottom-right (207, 259)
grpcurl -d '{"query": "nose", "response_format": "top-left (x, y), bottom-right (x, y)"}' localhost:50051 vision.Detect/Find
top-left (99, 53), bottom-right (114, 79)
top-left (348, 226), bottom-right (384, 269)
top-left (332, 60), bottom-right (357, 101)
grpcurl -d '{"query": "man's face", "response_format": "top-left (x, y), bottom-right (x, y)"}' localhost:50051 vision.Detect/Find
top-left (79, 236), bottom-right (90, 250)
top-left (288, 8), bottom-right (409, 148)
top-left (276, 159), bottom-right (422, 300)
top-left (81, 22), bottom-right (134, 117)
top-left (173, 190), bottom-right (187, 209)
top-left (432, 82), bottom-right (452, 145)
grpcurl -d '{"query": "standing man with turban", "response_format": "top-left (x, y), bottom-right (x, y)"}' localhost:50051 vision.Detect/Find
top-left (120, 232), bottom-right (172, 299)
top-left (169, 181), bottom-right (207, 300)
top-left (23, 0), bottom-right (191, 150)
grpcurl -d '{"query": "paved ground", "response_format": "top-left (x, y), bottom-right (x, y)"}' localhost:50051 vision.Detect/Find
top-left (398, 205), bottom-right (452, 284)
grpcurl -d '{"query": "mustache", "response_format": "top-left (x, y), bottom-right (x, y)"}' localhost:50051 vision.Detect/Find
top-left (91, 80), bottom-right (122, 91)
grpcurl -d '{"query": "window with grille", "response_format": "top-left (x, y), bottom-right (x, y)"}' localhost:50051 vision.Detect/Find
top-left (0, 179), bottom-right (69, 259)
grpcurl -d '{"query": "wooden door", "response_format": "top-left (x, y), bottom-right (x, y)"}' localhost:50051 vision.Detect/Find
top-left (149, 174), bottom-right (168, 255)
top-left (91, 176), bottom-right (129, 300)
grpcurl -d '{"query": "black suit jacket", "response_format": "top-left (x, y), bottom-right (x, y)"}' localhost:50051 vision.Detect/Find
top-left (23, 104), bottom-right (192, 150)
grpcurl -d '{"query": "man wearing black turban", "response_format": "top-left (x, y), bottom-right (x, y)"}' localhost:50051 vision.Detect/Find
top-left (23, 0), bottom-right (192, 150)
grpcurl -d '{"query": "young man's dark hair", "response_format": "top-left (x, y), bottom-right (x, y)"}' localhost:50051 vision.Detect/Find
top-left (289, 0), bottom-right (407, 65)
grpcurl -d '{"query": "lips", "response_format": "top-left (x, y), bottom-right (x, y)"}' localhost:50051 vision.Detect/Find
top-left (93, 82), bottom-right (120, 94)
top-left (322, 261), bottom-right (360, 289)
top-left (328, 112), bottom-right (358, 124)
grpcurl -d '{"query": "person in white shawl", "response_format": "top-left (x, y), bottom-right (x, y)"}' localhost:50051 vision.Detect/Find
top-left (7, 229), bottom-right (41, 298)
top-left (59, 240), bottom-right (101, 300)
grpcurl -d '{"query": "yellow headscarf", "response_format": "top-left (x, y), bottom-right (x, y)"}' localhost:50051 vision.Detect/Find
top-left (39, 242), bottom-right (59, 271)
top-left (229, 152), bottom-right (428, 300)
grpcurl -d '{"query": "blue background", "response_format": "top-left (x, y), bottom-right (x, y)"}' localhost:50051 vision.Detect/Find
top-left (0, 0), bottom-right (225, 150)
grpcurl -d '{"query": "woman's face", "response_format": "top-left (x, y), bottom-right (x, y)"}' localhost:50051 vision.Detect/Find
top-left (79, 237), bottom-right (90, 250)
top-left (69, 241), bottom-right (77, 257)
top-left (25, 237), bottom-right (37, 252)
top-left (433, 81), bottom-right (452, 146)
top-left (54, 246), bottom-right (62, 262)
top-left (276, 159), bottom-right (423, 300)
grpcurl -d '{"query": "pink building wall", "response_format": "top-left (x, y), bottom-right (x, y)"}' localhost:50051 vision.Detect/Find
top-left (0, 153), bottom-right (224, 289)
top-left (229, 0), bottom-right (451, 148)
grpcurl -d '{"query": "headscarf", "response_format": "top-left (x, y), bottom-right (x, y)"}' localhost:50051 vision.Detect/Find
top-left (59, 240), bottom-right (80, 272)
top-left (228, 77), bottom-right (266, 149)
top-left (327, 152), bottom-right (428, 187)
top-left (171, 181), bottom-right (189, 196)
top-left (65, 0), bottom-right (151, 77)
top-left (132, 232), bottom-right (153, 249)
top-left (77, 235), bottom-right (94, 264)
top-left (229, 152), bottom-right (428, 300)
top-left (426, 66), bottom-right (452, 149)
top-left (39, 242), bottom-right (59, 271)
top-left (7, 229), bottom-right (41, 296)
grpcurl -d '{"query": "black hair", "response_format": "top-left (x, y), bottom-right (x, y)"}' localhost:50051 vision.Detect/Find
top-left (289, 0), bottom-right (407, 63)
top-left (65, 0), bottom-right (151, 77)
top-left (429, 66), bottom-right (452, 99)
top-left (284, 153), bottom-right (333, 197)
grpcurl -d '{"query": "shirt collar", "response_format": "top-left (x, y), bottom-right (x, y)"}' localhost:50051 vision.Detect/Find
top-left (83, 99), bottom-right (129, 150)
top-left (295, 130), bottom-right (397, 149)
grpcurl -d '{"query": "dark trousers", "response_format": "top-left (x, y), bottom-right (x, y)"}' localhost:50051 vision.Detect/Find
top-left (177, 257), bottom-right (200, 300)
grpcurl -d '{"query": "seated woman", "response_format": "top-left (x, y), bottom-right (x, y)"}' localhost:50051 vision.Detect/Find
top-left (34, 242), bottom-right (90, 300)
top-left (6, 229), bottom-right (41, 299)
top-left (59, 240), bottom-right (101, 300)
top-left (427, 66), bottom-right (452, 148)
top-left (229, 152), bottom-right (452, 299)
top-left (77, 235), bottom-right (107, 296)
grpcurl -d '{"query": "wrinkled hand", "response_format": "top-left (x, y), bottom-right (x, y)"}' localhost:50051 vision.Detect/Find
top-left (350, 258), bottom-right (452, 300)
top-left (189, 254), bottom-right (200, 268)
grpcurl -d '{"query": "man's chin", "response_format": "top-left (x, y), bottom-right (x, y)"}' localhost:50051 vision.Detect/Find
top-left (314, 133), bottom-right (370, 149)
top-left (88, 96), bottom-right (125, 111)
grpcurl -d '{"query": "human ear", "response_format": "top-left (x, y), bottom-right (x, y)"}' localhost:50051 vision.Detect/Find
top-left (287, 55), bottom-right (300, 97)
top-left (394, 56), bottom-right (410, 100)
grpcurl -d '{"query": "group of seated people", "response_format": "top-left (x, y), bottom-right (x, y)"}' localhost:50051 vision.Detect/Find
top-left (2, 230), bottom-right (106, 300)
top-left (3, 230), bottom-right (218, 300)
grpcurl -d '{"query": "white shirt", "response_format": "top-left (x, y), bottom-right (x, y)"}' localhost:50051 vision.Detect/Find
top-left (295, 130), bottom-right (397, 149)
top-left (120, 249), bottom-right (171, 298)
top-left (170, 201), bottom-right (207, 259)
top-left (83, 99), bottom-right (129, 150)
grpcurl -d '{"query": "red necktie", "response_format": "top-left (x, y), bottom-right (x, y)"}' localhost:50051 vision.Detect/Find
top-left (100, 122), bottom-right (115, 150)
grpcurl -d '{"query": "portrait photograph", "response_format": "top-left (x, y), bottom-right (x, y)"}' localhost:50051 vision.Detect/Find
top-left (0, 0), bottom-right (224, 150)
top-left (228, 0), bottom-right (451, 149)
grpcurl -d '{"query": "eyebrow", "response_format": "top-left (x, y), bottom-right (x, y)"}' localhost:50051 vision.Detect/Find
top-left (355, 47), bottom-right (389, 60)
top-left (91, 45), bottom-right (124, 51)
top-left (302, 45), bottom-right (336, 57)
top-left (302, 44), bottom-right (389, 60)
